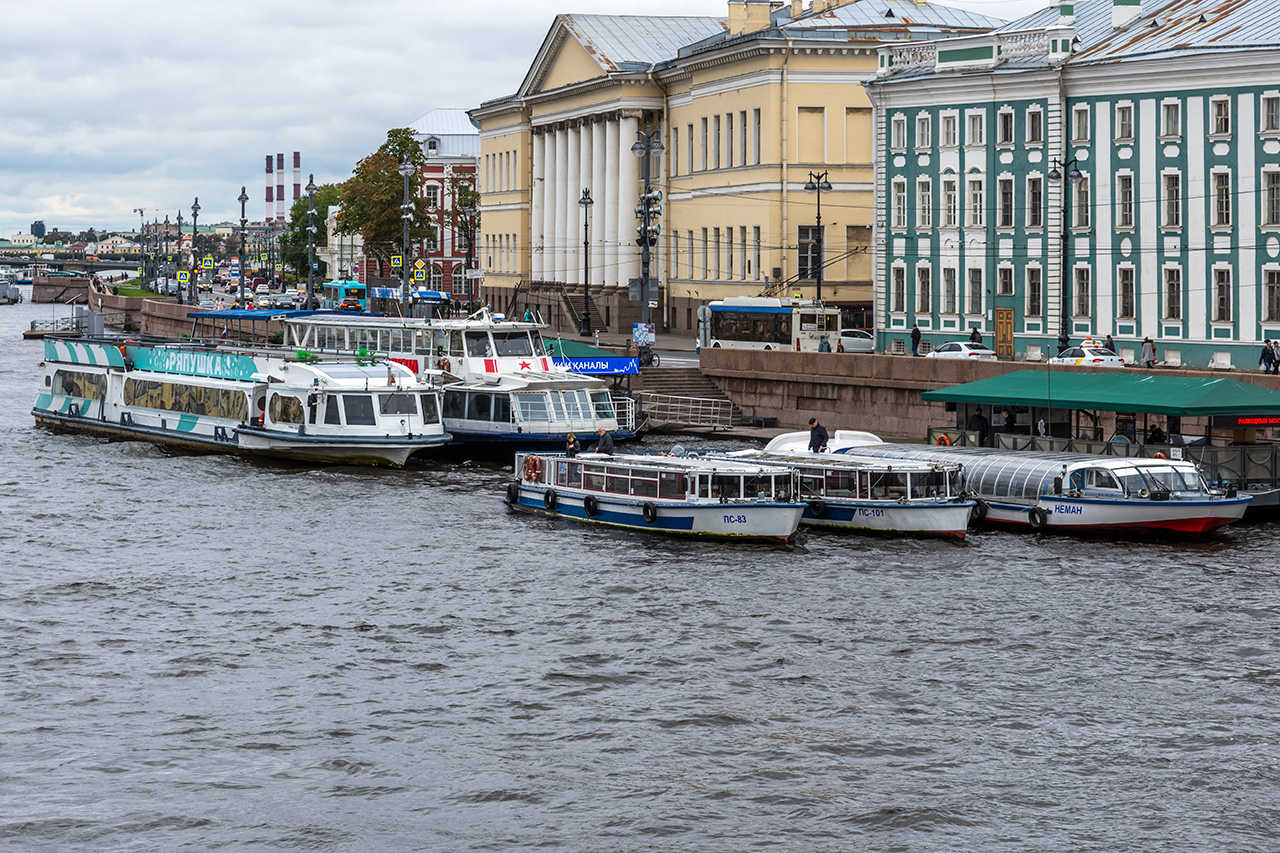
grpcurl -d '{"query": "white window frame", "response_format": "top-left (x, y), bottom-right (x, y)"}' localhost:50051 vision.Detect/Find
top-left (1116, 172), bottom-right (1134, 229)
top-left (1212, 170), bottom-right (1232, 228)
top-left (1115, 103), bottom-right (1134, 141)
top-left (917, 178), bottom-right (933, 229)
top-left (943, 267), bottom-right (957, 315)
top-left (1266, 267), bottom-right (1280, 322)
top-left (1163, 265), bottom-right (1183, 320)
top-left (915, 114), bottom-right (931, 150)
top-left (965, 111), bottom-right (985, 147)
top-left (997, 109), bottom-right (1015, 147)
top-left (1265, 169), bottom-right (1280, 228)
top-left (891, 115), bottom-right (907, 151)
top-left (967, 268), bottom-right (983, 316)
top-left (1211, 97), bottom-right (1231, 137)
top-left (997, 177), bottom-right (1014, 229)
top-left (892, 264), bottom-right (906, 314)
top-left (942, 177), bottom-right (958, 228)
top-left (997, 265), bottom-right (1014, 296)
top-left (1026, 108), bottom-right (1044, 145)
top-left (1026, 266), bottom-right (1043, 317)
top-left (966, 176), bottom-right (985, 227)
top-left (1118, 266), bottom-right (1136, 318)
top-left (1163, 171), bottom-right (1183, 229)
top-left (1072, 106), bottom-right (1090, 143)
top-left (1263, 95), bottom-right (1280, 134)
top-left (1074, 266), bottom-right (1091, 318)
top-left (941, 113), bottom-right (958, 148)
top-left (1161, 101), bottom-right (1181, 139)
top-left (917, 264), bottom-right (932, 314)
top-left (1073, 176), bottom-right (1091, 230)
top-left (1213, 266), bottom-right (1233, 323)
top-left (892, 178), bottom-right (908, 230)
top-left (1027, 175), bottom-right (1044, 229)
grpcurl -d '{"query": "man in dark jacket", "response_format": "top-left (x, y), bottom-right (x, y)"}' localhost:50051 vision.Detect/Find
top-left (808, 417), bottom-right (829, 453)
top-left (969, 326), bottom-right (982, 345)
top-left (911, 323), bottom-right (921, 356)
top-left (1260, 339), bottom-right (1275, 374)
top-left (594, 427), bottom-right (614, 455)
top-left (968, 407), bottom-right (990, 446)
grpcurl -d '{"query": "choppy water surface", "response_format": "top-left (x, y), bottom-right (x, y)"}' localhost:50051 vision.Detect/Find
top-left (2, 300), bottom-right (1279, 851)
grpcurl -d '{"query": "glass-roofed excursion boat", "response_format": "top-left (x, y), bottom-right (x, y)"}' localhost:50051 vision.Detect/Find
top-left (280, 310), bottom-right (634, 450)
top-left (33, 337), bottom-right (450, 467)
top-left (820, 431), bottom-right (1250, 536)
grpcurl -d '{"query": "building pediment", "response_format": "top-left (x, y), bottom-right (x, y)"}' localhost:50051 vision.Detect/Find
top-left (519, 17), bottom-right (612, 99)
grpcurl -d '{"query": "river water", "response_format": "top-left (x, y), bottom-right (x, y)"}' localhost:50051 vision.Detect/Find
top-left (2, 299), bottom-right (1279, 852)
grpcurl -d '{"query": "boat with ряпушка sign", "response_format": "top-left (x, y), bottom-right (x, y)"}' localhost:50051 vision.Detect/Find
top-left (813, 430), bottom-right (1250, 536)
top-left (705, 435), bottom-right (976, 538)
top-left (505, 450), bottom-right (806, 542)
top-left (33, 336), bottom-right (451, 467)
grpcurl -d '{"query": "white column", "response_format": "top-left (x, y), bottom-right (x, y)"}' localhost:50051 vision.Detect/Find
top-left (617, 114), bottom-right (642, 289)
top-left (566, 124), bottom-right (581, 284)
top-left (531, 131), bottom-right (545, 281)
top-left (543, 129), bottom-right (557, 282)
top-left (554, 125), bottom-right (569, 282)
top-left (604, 118), bottom-right (620, 287)
top-left (591, 119), bottom-right (607, 287)
top-left (578, 121), bottom-right (594, 288)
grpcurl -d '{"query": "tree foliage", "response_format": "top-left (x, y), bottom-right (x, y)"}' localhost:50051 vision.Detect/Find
top-left (336, 127), bottom-right (435, 264)
top-left (443, 175), bottom-right (481, 265)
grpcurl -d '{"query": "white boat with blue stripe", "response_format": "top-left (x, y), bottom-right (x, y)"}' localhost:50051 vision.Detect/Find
top-left (506, 451), bottom-right (805, 542)
top-left (33, 337), bottom-right (451, 467)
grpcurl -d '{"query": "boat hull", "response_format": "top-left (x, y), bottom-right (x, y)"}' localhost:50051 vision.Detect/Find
top-left (801, 499), bottom-right (974, 538)
top-left (506, 483), bottom-right (804, 542)
top-left (983, 495), bottom-right (1251, 535)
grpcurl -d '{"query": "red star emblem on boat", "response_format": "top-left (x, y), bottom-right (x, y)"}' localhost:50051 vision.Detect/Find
top-left (519, 360), bottom-right (531, 370)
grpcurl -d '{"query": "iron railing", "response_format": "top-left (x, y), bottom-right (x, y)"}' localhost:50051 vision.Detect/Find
top-left (636, 392), bottom-right (736, 430)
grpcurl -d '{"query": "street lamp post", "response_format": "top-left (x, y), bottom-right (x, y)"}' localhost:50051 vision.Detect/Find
top-left (803, 170), bottom-right (833, 302)
top-left (398, 155), bottom-right (417, 317)
top-left (578, 188), bottom-right (593, 335)
top-left (190, 197), bottom-right (200, 304)
top-left (631, 126), bottom-right (664, 326)
top-left (174, 212), bottom-right (183, 303)
top-left (461, 204), bottom-right (476, 315)
top-left (305, 174), bottom-right (317, 308)
top-left (1049, 157), bottom-right (1083, 355)
top-left (238, 186), bottom-right (248, 307)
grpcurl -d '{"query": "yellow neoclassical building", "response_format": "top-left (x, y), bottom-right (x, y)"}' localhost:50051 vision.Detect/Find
top-left (470, 0), bottom-right (1000, 336)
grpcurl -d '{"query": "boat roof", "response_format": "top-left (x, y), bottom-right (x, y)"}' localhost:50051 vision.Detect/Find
top-left (921, 370), bottom-right (1280, 417)
top-left (570, 451), bottom-right (794, 475)
top-left (843, 444), bottom-right (1200, 475)
top-left (284, 314), bottom-right (544, 332)
top-left (742, 449), bottom-right (961, 473)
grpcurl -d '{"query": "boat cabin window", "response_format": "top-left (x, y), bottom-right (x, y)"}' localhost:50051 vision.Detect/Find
top-left (379, 393), bottom-right (418, 417)
top-left (447, 330), bottom-right (465, 359)
top-left (465, 332), bottom-right (492, 357)
top-left (556, 460), bottom-right (583, 488)
top-left (590, 391), bottom-right (614, 419)
top-left (53, 369), bottom-right (107, 401)
top-left (1083, 469), bottom-right (1121, 491)
top-left (269, 393), bottom-right (305, 424)
top-left (743, 474), bottom-right (775, 500)
top-left (867, 471), bottom-right (908, 499)
top-left (352, 327), bottom-right (378, 350)
top-left (514, 393), bottom-right (550, 422)
top-left (414, 329), bottom-right (433, 355)
top-left (342, 395), bottom-right (377, 426)
top-left (711, 475), bottom-right (742, 500)
top-left (444, 390), bottom-right (465, 420)
top-left (549, 393), bottom-right (567, 421)
top-left (606, 465), bottom-right (629, 494)
top-left (582, 464), bottom-right (605, 491)
top-left (492, 331), bottom-right (533, 357)
top-left (630, 469), bottom-right (659, 497)
top-left (324, 395), bottom-right (341, 424)
top-left (659, 472), bottom-right (685, 499)
top-left (911, 469), bottom-right (953, 498)
top-left (419, 394), bottom-right (440, 424)
top-left (531, 331), bottom-right (549, 357)
top-left (467, 393), bottom-right (492, 421)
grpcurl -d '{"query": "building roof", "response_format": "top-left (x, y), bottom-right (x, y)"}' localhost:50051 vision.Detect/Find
top-left (408, 108), bottom-right (480, 158)
top-left (782, 0), bottom-right (1004, 36)
top-left (561, 14), bottom-right (727, 71)
top-left (1069, 0), bottom-right (1280, 65)
top-left (920, 370), bottom-right (1280, 417)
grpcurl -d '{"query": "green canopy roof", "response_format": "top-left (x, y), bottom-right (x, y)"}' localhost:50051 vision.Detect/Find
top-left (545, 339), bottom-right (616, 358)
top-left (920, 370), bottom-right (1280, 417)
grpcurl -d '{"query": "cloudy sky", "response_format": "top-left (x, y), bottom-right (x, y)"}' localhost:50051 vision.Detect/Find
top-left (1, 0), bottom-right (1040, 239)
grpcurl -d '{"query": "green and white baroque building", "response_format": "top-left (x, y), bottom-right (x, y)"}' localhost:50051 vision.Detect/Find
top-left (867, 0), bottom-right (1280, 368)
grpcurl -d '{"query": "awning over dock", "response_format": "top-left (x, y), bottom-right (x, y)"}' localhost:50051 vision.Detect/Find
top-left (921, 370), bottom-right (1280, 417)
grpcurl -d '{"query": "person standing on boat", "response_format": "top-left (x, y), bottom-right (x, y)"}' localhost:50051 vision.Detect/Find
top-left (968, 407), bottom-right (989, 447)
top-left (808, 417), bottom-right (829, 453)
top-left (566, 432), bottom-right (581, 458)
top-left (594, 427), bottom-right (614, 455)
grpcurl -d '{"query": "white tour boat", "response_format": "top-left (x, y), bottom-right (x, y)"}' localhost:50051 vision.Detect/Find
top-left (280, 310), bottom-right (633, 450)
top-left (506, 451), bottom-right (806, 542)
top-left (708, 436), bottom-right (975, 538)
top-left (817, 431), bottom-right (1250, 535)
top-left (33, 337), bottom-right (451, 467)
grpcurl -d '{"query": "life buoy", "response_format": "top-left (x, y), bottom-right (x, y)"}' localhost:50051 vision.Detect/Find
top-left (583, 495), bottom-right (599, 517)
top-left (506, 482), bottom-right (520, 505)
top-left (1028, 506), bottom-right (1048, 530)
top-left (439, 356), bottom-right (451, 374)
top-left (808, 499), bottom-right (826, 517)
top-left (1153, 452), bottom-right (1167, 459)
top-left (936, 434), bottom-right (952, 446)
top-left (972, 498), bottom-right (989, 521)
top-left (544, 489), bottom-right (558, 510)
top-left (642, 501), bottom-right (658, 523)
top-left (523, 456), bottom-right (542, 482)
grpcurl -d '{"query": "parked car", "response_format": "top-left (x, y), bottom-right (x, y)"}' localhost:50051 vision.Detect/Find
top-left (926, 342), bottom-right (998, 361)
top-left (1049, 345), bottom-right (1126, 367)
top-left (337, 298), bottom-right (363, 312)
top-left (838, 328), bottom-right (875, 353)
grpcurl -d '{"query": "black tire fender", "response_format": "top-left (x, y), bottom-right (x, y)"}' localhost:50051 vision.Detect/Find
top-left (1028, 506), bottom-right (1048, 530)
top-left (506, 482), bottom-right (520, 505)
top-left (808, 499), bottom-right (826, 518)
top-left (642, 501), bottom-right (658, 524)
top-left (583, 494), bottom-right (599, 517)
top-left (544, 489), bottom-right (558, 511)
top-left (972, 498), bottom-right (989, 521)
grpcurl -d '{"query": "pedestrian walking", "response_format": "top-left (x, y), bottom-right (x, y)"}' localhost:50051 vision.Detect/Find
top-left (911, 324), bottom-right (922, 357)
top-left (1141, 337), bottom-right (1157, 368)
top-left (1260, 339), bottom-right (1276, 374)
top-left (969, 326), bottom-right (982, 345)
top-left (807, 417), bottom-right (829, 453)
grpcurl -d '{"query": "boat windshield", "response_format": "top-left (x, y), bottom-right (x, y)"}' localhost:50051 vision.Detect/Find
top-left (910, 469), bottom-right (955, 499)
top-left (465, 332), bottom-right (492, 357)
top-left (493, 331), bottom-right (534, 357)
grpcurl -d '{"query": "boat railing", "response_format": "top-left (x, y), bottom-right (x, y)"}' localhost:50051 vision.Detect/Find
top-left (636, 392), bottom-right (735, 431)
top-left (611, 394), bottom-right (637, 433)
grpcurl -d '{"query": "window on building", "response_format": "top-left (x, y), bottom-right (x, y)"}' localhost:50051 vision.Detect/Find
top-left (916, 115), bottom-right (931, 148)
top-left (1074, 177), bottom-right (1091, 229)
top-left (725, 226), bottom-right (733, 279)
top-left (892, 116), bottom-right (907, 150)
top-left (425, 185), bottom-right (439, 207)
top-left (1164, 267), bottom-right (1182, 320)
top-left (942, 114), bottom-right (957, 147)
top-left (998, 111), bottom-right (1014, 145)
top-left (1214, 268), bottom-right (1232, 321)
top-left (1266, 171), bottom-right (1280, 226)
top-left (739, 111), bottom-right (748, 165)
top-left (1212, 98), bottom-right (1231, 135)
top-left (998, 266), bottom-right (1013, 295)
top-left (1116, 105), bottom-right (1133, 140)
top-left (1214, 172), bottom-right (1232, 227)
top-left (892, 266), bottom-right (906, 313)
top-left (967, 113), bottom-right (984, 145)
top-left (944, 268), bottom-right (957, 314)
top-left (687, 230), bottom-right (695, 280)
top-left (1117, 174), bottom-right (1134, 228)
top-left (917, 266), bottom-right (931, 313)
top-left (687, 124), bottom-right (694, 174)
top-left (752, 109), bottom-right (761, 164)
top-left (1075, 268), bottom-right (1091, 317)
top-left (1267, 270), bottom-right (1280, 322)
top-left (943, 179), bottom-right (958, 227)
top-left (967, 178), bottom-right (984, 227)
top-left (998, 178), bottom-right (1014, 228)
top-left (968, 269), bottom-right (982, 315)
top-left (713, 115), bottom-right (721, 169)
top-left (1027, 267), bottom-right (1042, 316)
top-left (739, 226), bottom-right (748, 280)
top-left (1073, 107), bottom-right (1089, 142)
top-left (1027, 176), bottom-right (1043, 228)
top-left (892, 179), bottom-right (907, 229)
top-left (671, 131), bottom-right (678, 177)
top-left (1162, 102), bottom-right (1181, 137)
top-left (700, 118), bottom-right (708, 171)
top-left (712, 228), bottom-right (721, 279)
top-left (1265, 96), bottom-right (1280, 132)
top-left (917, 179), bottom-right (932, 229)
top-left (1164, 174), bottom-right (1182, 228)
top-left (1027, 109), bottom-right (1043, 144)
top-left (752, 227), bottom-right (761, 281)
top-left (1119, 267), bottom-right (1135, 317)
top-left (700, 228), bottom-right (708, 278)
top-left (799, 226), bottom-right (820, 279)
top-left (726, 114), bottom-right (734, 168)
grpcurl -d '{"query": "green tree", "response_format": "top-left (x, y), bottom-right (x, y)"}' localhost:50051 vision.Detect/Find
top-left (282, 183), bottom-right (342, 280)
top-left (336, 127), bottom-right (435, 267)
top-left (443, 175), bottom-right (481, 269)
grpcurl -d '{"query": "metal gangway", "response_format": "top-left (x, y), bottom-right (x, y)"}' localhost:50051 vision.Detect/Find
top-left (635, 392), bottom-right (736, 431)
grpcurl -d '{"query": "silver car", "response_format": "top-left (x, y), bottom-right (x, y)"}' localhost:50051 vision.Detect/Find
top-left (838, 328), bottom-right (875, 353)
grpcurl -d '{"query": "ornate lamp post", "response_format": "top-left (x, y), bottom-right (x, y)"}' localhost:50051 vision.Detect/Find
top-left (174, 211), bottom-right (183, 303)
top-left (190, 197), bottom-right (200, 304)
top-left (631, 126), bottom-right (664, 326)
top-left (803, 170), bottom-right (833, 302)
top-left (578, 188), bottom-right (593, 335)
top-left (238, 186), bottom-right (248, 307)
top-left (305, 174), bottom-right (317, 308)
top-left (398, 155), bottom-right (417, 317)
top-left (1049, 157), bottom-right (1083, 355)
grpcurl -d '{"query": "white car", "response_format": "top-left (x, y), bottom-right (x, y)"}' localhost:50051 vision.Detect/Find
top-left (838, 328), bottom-right (875, 353)
top-left (926, 341), bottom-right (997, 360)
top-left (1049, 345), bottom-right (1126, 367)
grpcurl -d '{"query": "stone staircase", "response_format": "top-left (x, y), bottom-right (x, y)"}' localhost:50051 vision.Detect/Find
top-left (633, 367), bottom-right (745, 428)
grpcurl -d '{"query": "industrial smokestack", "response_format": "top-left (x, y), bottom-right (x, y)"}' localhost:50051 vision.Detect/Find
top-left (265, 155), bottom-right (274, 222)
top-left (293, 152), bottom-right (301, 203)
top-left (276, 153), bottom-right (285, 224)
